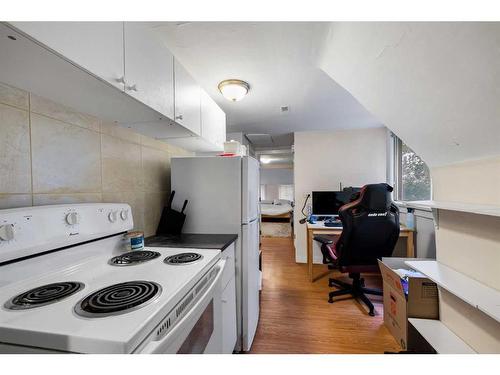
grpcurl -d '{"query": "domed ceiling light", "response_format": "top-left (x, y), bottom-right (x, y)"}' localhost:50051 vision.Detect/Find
top-left (218, 79), bottom-right (250, 102)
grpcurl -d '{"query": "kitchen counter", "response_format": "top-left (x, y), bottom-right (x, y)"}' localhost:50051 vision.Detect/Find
top-left (145, 233), bottom-right (238, 252)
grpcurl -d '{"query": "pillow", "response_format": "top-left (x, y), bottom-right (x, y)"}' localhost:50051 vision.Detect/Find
top-left (260, 200), bottom-right (273, 204)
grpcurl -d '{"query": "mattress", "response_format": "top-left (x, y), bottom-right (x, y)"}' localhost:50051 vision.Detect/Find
top-left (260, 202), bottom-right (293, 216)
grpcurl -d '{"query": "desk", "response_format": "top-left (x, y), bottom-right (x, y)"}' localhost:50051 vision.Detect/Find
top-left (306, 222), bottom-right (414, 282)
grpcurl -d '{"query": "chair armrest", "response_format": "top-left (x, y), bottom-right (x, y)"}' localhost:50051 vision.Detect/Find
top-left (313, 235), bottom-right (334, 245)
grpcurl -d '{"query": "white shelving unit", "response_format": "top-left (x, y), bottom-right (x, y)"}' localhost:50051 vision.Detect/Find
top-left (403, 200), bottom-right (500, 218)
top-left (405, 260), bottom-right (500, 323)
top-left (400, 202), bottom-right (500, 354)
top-left (408, 318), bottom-right (476, 354)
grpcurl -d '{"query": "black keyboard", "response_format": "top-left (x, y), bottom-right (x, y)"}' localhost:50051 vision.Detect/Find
top-left (323, 217), bottom-right (342, 227)
top-left (324, 221), bottom-right (342, 227)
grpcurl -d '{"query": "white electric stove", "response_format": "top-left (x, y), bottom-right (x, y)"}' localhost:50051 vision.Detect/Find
top-left (0, 204), bottom-right (224, 354)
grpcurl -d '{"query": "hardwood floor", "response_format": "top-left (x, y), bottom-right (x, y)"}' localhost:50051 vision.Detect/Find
top-left (249, 237), bottom-right (401, 354)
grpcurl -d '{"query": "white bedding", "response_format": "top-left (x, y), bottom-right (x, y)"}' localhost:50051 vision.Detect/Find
top-left (260, 202), bottom-right (293, 216)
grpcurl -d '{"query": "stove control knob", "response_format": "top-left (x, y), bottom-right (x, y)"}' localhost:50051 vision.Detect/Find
top-left (108, 210), bottom-right (118, 223)
top-left (65, 212), bottom-right (80, 226)
top-left (0, 224), bottom-right (14, 241)
top-left (120, 209), bottom-right (129, 221)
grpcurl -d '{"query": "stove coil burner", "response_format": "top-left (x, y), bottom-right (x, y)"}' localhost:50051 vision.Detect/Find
top-left (164, 252), bottom-right (203, 265)
top-left (5, 281), bottom-right (84, 310)
top-left (75, 280), bottom-right (161, 317)
top-left (109, 250), bottom-right (161, 266)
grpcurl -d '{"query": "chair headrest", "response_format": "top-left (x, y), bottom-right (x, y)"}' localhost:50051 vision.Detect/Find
top-left (347, 183), bottom-right (394, 212)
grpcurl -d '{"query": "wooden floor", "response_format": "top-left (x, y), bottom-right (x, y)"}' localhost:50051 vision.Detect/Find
top-left (249, 237), bottom-right (400, 354)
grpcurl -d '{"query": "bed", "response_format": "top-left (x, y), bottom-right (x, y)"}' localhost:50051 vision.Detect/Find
top-left (260, 200), bottom-right (294, 218)
top-left (260, 200), bottom-right (294, 237)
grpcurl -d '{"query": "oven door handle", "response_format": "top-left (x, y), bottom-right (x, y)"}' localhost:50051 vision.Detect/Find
top-left (139, 259), bottom-right (226, 354)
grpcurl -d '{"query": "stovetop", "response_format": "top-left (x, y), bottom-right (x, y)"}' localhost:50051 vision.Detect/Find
top-left (164, 252), bottom-right (204, 265)
top-left (5, 281), bottom-right (85, 310)
top-left (145, 233), bottom-right (238, 251)
top-left (75, 280), bottom-right (162, 318)
top-left (0, 235), bottom-right (220, 353)
top-left (108, 250), bottom-right (162, 266)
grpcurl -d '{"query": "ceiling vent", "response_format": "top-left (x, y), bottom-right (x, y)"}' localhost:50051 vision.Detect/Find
top-left (246, 134), bottom-right (274, 147)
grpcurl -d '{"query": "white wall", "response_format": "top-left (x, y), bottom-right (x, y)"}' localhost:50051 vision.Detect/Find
top-left (432, 156), bottom-right (500, 205)
top-left (398, 208), bottom-right (436, 259)
top-left (319, 22), bottom-right (500, 168)
top-left (261, 168), bottom-right (294, 201)
top-left (226, 131), bottom-right (255, 156)
top-left (263, 185), bottom-right (280, 201)
top-left (293, 127), bottom-right (387, 263)
top-left (260, 168), bottom-right (293, 185)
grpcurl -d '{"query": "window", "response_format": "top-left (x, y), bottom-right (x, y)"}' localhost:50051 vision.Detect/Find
top-left (392, 134), bottom-right (431, 201)
top-left (278, 184), bottom-right (294, 202)
top-left (260, 184), bottom-right (294, 202)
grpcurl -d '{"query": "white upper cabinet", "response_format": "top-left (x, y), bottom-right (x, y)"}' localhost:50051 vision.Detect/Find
top-left (124, 23), bottom-right (174, 119)
top-left (11, 22), bottom-right (125, 91)
top-left (7, 22), bottom-right (226, 151)
top-left (201, 90), bottom-right (226, 149)
top-left (174, 59), bottom-right (201, 136)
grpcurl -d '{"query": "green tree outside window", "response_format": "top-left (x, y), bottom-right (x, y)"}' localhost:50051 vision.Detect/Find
top-left (401, 143), bottom-right (431, 201)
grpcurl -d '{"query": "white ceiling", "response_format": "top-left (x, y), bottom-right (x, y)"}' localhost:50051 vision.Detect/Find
top-left (154, 22), bottom-right (382, 145)
top-left (245, 133), bottom-right (294, 149)
top-left (320, 22), bottom-right (500, 167)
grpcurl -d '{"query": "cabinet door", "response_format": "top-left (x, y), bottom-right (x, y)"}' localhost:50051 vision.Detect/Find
top-left (174, 59), bottom-right (201, 135)
top-left (201, 90), bottom-right (226, 149)
top-left (11, 22), bottom-right (125, 91)
top-left (221, 278), bottom-right (237, 354)
top-left (124, 23), bottom-right (175, 119)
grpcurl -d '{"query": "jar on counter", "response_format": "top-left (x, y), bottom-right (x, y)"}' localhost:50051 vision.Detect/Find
top-left (124, 231), bottom-right (144, 251)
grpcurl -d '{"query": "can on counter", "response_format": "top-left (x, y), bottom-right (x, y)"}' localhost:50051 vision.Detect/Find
top-left (124, 231), bottom-right (144, 251)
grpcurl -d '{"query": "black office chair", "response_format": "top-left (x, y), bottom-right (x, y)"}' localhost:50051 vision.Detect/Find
top-left (314, 183), bottom-right (400, 316)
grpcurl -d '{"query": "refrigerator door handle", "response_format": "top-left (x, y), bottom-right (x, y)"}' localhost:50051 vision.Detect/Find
top-left (243, 218), bottom-right (258, 225)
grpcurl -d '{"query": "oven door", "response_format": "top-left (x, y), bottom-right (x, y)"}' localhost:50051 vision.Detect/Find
top-left (138, 259), bottom-right (225, 354)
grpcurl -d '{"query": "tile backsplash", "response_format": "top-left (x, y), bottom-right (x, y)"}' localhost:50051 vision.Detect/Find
top-left (0, 81), bottom-right (192, 236)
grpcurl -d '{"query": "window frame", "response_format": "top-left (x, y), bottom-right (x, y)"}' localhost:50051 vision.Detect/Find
top-left (390, 133), bottom-right (432, 202)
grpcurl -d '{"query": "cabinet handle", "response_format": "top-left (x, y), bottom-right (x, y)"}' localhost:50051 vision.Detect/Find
top-left (222, 299), bottom-right (228, 303)
top-left (175, 115), bottom-right (183, 121)
top-left (115, 76), bottom-right (126, 84)
top-left (126, 84), bottom-right (138, 92)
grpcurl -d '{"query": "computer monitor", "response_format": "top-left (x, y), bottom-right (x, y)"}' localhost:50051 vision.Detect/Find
top-left (343, 186), bottom-right (362, 194)
top-left (312, 191), bottom-right (351, 217)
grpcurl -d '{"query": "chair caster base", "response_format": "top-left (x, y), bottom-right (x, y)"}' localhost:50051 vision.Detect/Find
top-left (328, 275), bottom-right (380, 317)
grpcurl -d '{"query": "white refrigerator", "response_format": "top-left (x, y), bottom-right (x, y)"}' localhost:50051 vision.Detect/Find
top-left (171, 156), bottom-right (260, 352)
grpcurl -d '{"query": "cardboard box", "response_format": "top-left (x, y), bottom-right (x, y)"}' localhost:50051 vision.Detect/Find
top-left (378, 258), bottom-right (439, 350)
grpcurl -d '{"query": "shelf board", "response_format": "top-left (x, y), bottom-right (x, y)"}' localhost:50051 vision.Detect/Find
top-left (405, 260), bottom-right (500, 323)
top-left (408, 318), bottom-right (476, 354)
top-left (403, 200), bottom-right (500, 218)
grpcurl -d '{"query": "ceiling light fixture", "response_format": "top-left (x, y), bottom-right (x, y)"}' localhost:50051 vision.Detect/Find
top-left (260, 157), bottom-right (271, 164)
top-left (218, 79), bottom-right (250, 102)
